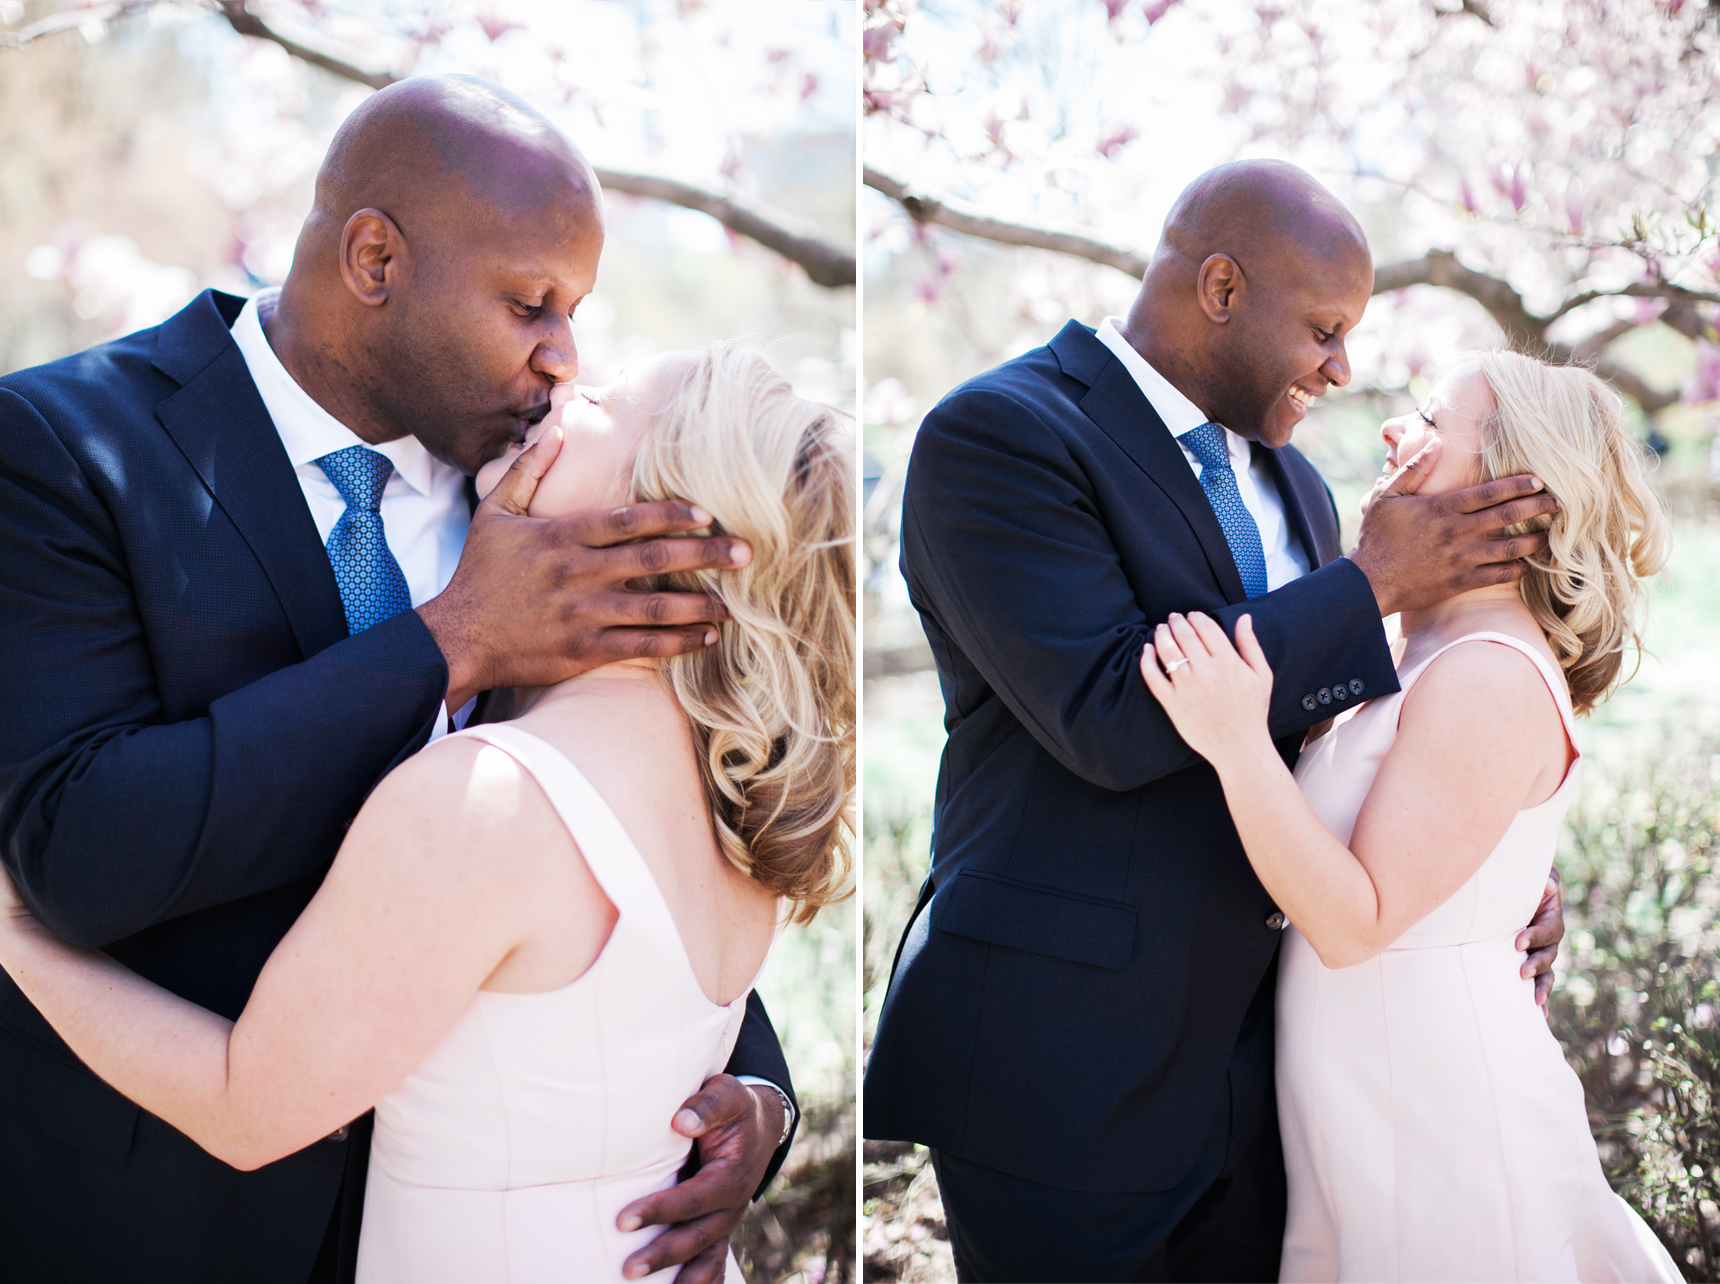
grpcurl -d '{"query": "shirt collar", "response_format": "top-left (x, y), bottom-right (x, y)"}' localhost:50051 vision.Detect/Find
top-left (1095, 316), bottom-right (1249, 465)
top-left (230, 290), bottom-right (436, 497)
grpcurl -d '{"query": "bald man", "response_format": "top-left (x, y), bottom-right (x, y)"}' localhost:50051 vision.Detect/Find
top-left (866, 161), bottom-right (1565, 1280)
top-left (0, 76), bottom-right (793, 1284)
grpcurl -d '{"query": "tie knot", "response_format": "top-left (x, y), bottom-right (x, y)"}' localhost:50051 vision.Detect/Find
top-left (316, 445), bottom-right (394, 512)
top-left (1177, 422), bottom-right (1232, 472)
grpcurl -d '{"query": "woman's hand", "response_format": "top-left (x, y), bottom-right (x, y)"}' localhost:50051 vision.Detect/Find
top-left (1139, 612), bottom-right (1275, 773)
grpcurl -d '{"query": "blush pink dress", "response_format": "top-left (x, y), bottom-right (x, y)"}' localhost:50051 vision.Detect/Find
top-left (354, 723), bottom-right (764, 1284)
top-left (1278, 631), bottom-right (1680, 1283)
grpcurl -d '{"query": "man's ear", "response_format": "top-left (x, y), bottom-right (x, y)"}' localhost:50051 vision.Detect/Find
top-left (1196, 253), bottom-right (1242, 324)
top-left (339, 208), bottom-right (408, 308)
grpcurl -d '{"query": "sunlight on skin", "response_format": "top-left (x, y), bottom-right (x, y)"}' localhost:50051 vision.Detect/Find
top-left (474, 353), bottom-right (701, 520)
top-left (1378, 364), bottom-right (1495, 496)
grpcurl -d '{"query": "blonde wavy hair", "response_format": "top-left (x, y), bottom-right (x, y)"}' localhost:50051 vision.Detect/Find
top-left (629, 342), bottom-right (855, 925)
top-left (1465, 350), bottom-right (1671, 716)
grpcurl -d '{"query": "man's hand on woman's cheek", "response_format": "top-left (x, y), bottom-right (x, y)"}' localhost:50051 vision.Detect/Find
top-left (416, 423), bottom-right (750, 712)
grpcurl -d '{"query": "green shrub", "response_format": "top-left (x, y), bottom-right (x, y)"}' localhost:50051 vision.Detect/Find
top-left (1552, 733), bottom-right (1720, 1282)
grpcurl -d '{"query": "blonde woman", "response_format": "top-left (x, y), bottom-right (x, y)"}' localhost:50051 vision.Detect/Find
top-left (0, 343), bottom-right (855, 1284)
top-left (1139, 352), bottom-right (1681, 1282)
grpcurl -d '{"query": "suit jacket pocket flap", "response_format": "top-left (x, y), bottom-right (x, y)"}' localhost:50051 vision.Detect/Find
top-left (938, 870), bottom-right (1136, 970)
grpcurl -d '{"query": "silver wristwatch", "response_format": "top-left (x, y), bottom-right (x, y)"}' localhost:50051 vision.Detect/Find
top-left (754, 1081), bottom-right (795, 1147)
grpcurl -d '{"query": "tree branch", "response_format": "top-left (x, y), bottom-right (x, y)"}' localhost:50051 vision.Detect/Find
top-left (0, 1), bottom-right (147, 49)
top-left (211, 1), bottom-right (854, 287)
top-left (866, 173), bottom-right (1705, 413)
top-left (1545, 280), bottom-right (1720, 325)
top-left (864, 165), bottom-right (1152, 278)
top-left (1372, 249), bottom-right (1545, 343)
top-left (216, 0), bottom-right (393, 88)
top-left (594, 169), bottom-right (854, 288)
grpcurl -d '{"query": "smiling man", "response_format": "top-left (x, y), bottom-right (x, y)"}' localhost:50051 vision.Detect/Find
top-left (0, 76), bottom-right (793, 1284)
top-left (864, 160), bottom-right (1567, 1281)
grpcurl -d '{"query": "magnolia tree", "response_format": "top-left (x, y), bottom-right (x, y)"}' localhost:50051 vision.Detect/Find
top-left (860, 0), bottom-right (1720, 669)
top-left (865, 0), bottom-right (1720, 400)
top-left (1, 0), bottom-right (855, 379)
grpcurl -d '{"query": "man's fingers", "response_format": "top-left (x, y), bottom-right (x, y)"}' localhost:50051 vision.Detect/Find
top-left (620, 1175), bottom-right (726, 1235)
top-left (1377, 439), bottom-right (1441, 498)
top-left (1447, 470), bottom-right (1548, 516)
top-left (484, 425), bottom-right (564, 518)
top-left (620, 1211), bottom-right (737, 1281)
top-left (586, 533), bottom-right (752, 580)
top-left (590, 627), bottom-right (721, 662)
top-left (669, 1241), bottom-right (732, 1284)
top-left (672, 1075), bottom-right (752, 1138)
top-left (558, 499), bottom-right (723, 549)
top-left (1483, 530), bottom-right (1551, 563)
top-left (587, 588), bottom-right (730, 630)
top-left (1521, 943), bottom-right (1559, 980)
top-left (1535, 971), bottom-right (1555, 1009)
top-left (1460, 493), bottom-right (1560, 541)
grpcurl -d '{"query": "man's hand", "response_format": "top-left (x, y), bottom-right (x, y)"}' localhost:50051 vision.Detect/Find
top-left (417, 426), bottom-right (752, 710)
top-left (1347, 438), bottom-right (1560, 618)
top-left (616, 1074), bottom-right (784, 1282)
top-left (1517, 866), bottom-right (1566, 1012)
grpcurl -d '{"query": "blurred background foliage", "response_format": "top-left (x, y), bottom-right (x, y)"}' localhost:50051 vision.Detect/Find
top-left (0, 3), bottom-right (856, 1281)
top-left (859, 1), bottom-right (1720, 1279)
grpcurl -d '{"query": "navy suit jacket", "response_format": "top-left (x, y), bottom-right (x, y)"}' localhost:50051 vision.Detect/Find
top-left (0, 290), bottom-right (794, 1282)
top-left (864, 321), bottom-right (1398, 1194)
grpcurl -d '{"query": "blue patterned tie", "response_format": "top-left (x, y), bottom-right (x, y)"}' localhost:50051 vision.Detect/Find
top-left (1178, 422), bottom-right (1269, 599)
top-left (316, 445), bottom-right (412, 634)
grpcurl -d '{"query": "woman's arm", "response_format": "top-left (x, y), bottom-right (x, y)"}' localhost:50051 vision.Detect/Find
top-left (1141, 612), bottom-right (1557, 968)
top-left (0, 737), bottom-right (572, 1170)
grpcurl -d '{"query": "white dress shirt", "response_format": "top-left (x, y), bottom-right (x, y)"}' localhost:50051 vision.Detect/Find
top-left (1096, 317), bottom-right (1310, 591)
top-left (231, 291), bottom-right (474, 737)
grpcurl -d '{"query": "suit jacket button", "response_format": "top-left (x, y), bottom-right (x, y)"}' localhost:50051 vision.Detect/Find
top-left (1301, 694), bottom-right (1318, 712)
top-left (325, 1125), bottom-right (349, 1143)
top-left (1332, 684), bottom-right (1348, 701)
top-left (1265, 911), bottom-right (1287, 930)
top-left (1349, 678), bottom-right (1365, 695)
top-left (1317, 687), bottom-right (1332, 705)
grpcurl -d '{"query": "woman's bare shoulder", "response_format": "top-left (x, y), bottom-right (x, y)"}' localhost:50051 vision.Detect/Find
top-left (1397, 634), bottom-right (1568, 787)
top-left (342, 734), bottom-right (570, 885)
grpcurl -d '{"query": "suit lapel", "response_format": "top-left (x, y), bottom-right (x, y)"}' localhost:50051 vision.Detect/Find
top-left (1261, 445), bottom-right (1341, 568)
top-left (1061, 334), bottom-right (1248, 603)
top-left (154, 310), bottom-right (349, 660)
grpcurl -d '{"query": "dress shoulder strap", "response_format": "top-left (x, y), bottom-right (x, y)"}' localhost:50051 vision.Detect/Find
top-left (1399, 630), bottom-right (1579, 752)
top-left (445, 723), bottom-right (680, 936)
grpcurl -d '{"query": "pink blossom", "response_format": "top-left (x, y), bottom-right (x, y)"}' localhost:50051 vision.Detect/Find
top-left (474, 13), bottom-right (522, 42)
top-left (1565, 182), bottom-right (1585, 234)
top-left (1683, 338), bottom-right (1720, 403)
top-left (1144, 0), bottom-right (1183, 22)
top-left (864, 24), bottom-right (897, 63)
top-left (1096, 123), bottom-right (1138, 158)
